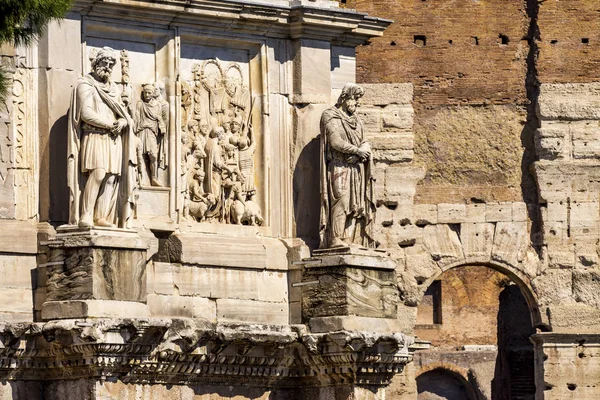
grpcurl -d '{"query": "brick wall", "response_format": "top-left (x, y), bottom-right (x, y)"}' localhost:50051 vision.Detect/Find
top-left (349, 0), bottom-right (534, 204)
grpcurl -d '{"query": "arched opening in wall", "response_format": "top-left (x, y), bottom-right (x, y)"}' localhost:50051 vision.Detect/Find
top-left (416, 368), bottom-right (477, 400)
top-left (414, 265), bottom-right (536, 400)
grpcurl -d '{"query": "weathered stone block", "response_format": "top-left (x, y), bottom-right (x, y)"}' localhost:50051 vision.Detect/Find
top-left (360, 83), bottom-right (414, 106)
top-left (309, 316), bottom-right (406, 334)
top-left (0, 254), bottom-right (36, 288)
top-left (572, 270), bottom-right (600, 309)
top-left (535, 122), bottom-right (570, 160)
top-left (382, 105), bottom-right (414, 131)
top-left (461, 223), bottom-right (494, 261)
top-left (413, 204), bottom-right (438, 225)
top-left (357, 107), bottom-right (382, 133)
top-left (159, 233), bottom-right (288, 271)
top-left (301, 252), bottom-right (398, 320)
top-left (291, 39), bottom-right (331, 104)
top-left (0, 288), bottom-right (34, 314)
top-left (46, 245), bottom-right (146, 302)
top-left (437, 203), bottom-right (466, 223)
top-left (423, 224), bottom-right (464, 265)
top-left (147, 294), bottom-right (216, 321)
top-left (216, 299), bottom-right (288, 325)
top-left (41, 300), bottom-right (149, 320)
top-left (491, 221), bottom-right (528, 267)
top-left (258, 270), bottom-right (288, 303)
top-left (539, 82), bottom-right (600, 120)
top-left (485, 202), bottom-right (512, 222)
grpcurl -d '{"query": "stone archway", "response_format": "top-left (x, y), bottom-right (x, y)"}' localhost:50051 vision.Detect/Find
top-left (414, 263), bottom-right (538, 400)
top-left (416, 367), bottom-right (478, 400)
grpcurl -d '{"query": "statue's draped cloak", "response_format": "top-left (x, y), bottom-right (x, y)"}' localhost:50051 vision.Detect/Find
top-left (319, 106), bottom-right (376, 248)
top-left (67, 74), bottom-right (137, 228)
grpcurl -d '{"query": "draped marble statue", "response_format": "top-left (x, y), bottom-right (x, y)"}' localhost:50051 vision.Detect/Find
top-left (67, 47), bottom-right (137, 229)
top-left (320, 83), bottom-right (376, 249)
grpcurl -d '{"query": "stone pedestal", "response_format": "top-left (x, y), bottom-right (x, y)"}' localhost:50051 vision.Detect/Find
top-left (300, 247), bottom-right (400, 332)
top-left (41, 226), bottom-right (149, 320)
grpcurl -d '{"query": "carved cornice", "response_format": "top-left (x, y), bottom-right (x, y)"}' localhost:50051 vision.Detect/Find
top-left (0, 319), bottom-right (412, 387)
top-left (71, 0), bottom-right (391, 45)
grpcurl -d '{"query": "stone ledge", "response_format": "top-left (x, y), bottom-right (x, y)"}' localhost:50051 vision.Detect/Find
top-left (55, 226), bottom-right (148, 249)
top-left (41, 300), bottom-right (150, 320)
top-left (0, 318), bottom-right (414, 387)
top-left (309, 316), bottom-right (407, 334)
top-left (158, 233), bottom-right (289, 270)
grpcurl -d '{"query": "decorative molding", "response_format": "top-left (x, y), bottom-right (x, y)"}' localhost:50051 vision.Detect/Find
top-left (0, 319), bottom-right (413, 387)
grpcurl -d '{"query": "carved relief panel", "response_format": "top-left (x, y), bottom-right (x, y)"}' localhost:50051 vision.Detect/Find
top-left (178, 42), bottom-right (265, 227)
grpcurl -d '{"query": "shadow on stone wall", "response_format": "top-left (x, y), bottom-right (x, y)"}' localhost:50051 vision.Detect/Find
top-left (47, 114), bottom-right (68, 224)
top-left (492, 284), bottom-right (536, 400)
top-left (293, 137), bottom-right (320, 249)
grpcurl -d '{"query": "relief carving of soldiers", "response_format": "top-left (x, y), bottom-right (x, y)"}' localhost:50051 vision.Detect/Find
top-left (67, 47), bottom-right (137, 229)
top-left (135, 83), bottom-right (169, 186)
top-left (320, 83), bottom-right (376, 249)
top-left (180, 59), bottom-right (262, 225)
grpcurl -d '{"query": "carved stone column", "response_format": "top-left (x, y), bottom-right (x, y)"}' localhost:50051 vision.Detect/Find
top-left (40, 227), bottom-right (149, 320)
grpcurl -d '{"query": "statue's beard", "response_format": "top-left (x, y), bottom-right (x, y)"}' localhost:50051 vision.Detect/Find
top-left (95, 66), bottom-right (112, 82)
top-left (346, 105), bottom-right (356, 115)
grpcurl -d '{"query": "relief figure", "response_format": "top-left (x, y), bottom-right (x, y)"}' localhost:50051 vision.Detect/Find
top-left (134, 83), bottom-right (168, 186)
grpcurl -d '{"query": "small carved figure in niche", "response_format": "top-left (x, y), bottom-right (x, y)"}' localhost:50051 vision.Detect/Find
top-left (199, 60), bottom-right (224, 123)
top-left (134, 83), bottom-right (168, 187)
top-left (155, 83), bottom-right (170, 170)
top-left (319, 83), bottom-right (376, 249)
top-left (180, 81), bottom-right (193, 128)
top-left (67, 47), bottom-right (137, 229)
top-left (119, 50), bottom-right (134, 117)
top-left (203, 126), bottom-right (231, 220)
top-left (237, 123), bottom-right (256, 200)
top-left (180, 129), bottom-right (192, 219)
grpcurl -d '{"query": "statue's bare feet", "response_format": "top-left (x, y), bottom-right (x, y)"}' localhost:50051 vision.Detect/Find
top-left (96, 218), bottom-right (116, 228)
top-left (330, 238), bottom-right (350, 249)
top-left (151, 178), bottom-right (162, 187)
top-left (78, 217), bottom-right (93, 229)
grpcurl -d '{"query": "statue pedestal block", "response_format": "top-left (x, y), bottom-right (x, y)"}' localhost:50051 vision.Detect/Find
top-left (300, 247), bottom-right (399, 329)
top-left (41, 226), bottom-right (148, 320)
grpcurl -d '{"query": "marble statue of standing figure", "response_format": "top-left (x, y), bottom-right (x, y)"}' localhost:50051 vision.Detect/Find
top-left (320, 83), bottom-right (376, 249)
top-left (67, 46), bottom-right (137, 229)
top-left (134, 83), bottom-right (167, 186)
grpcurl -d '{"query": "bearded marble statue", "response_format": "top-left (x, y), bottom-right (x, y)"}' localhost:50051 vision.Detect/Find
top-left (320, 83), bottom-right (376, 249)
top-left (67, 46), bottom-right (137, 229)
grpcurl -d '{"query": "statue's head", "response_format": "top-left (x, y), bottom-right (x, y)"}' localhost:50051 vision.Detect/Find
top-left (210, 126), bottom-right (224, 139)
top-left (91, 47), bottom-right (117, 82)
top-left (193, 168), bottom-right (205, 181)
top-left (142, 84), bottom-right (155, 102)
top-left (230, 116), bottom-right (242, 133)
top-left (199, 119), bottom-right (210, 136)
top-left (154, 82), bottom-right (166, 99)
top-left (187, 120), bottom-right (199, 135)
top-left (337, 83), bottom-right (364, 116)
